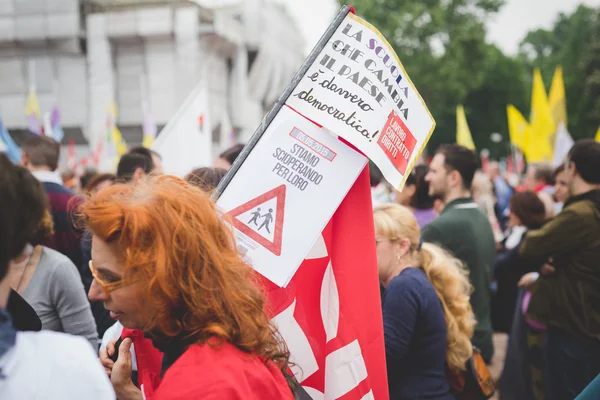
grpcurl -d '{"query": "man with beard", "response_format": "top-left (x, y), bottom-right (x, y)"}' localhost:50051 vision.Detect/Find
top-left (422, 144), bottom-right (496, 363)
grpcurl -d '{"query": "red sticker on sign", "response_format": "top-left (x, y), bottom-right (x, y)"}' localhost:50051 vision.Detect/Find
top-left (376, 111), bottom-right (417, 175)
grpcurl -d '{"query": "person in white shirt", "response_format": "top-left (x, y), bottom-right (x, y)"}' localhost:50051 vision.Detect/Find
top-left (0, 153), bottom-right (114, 399)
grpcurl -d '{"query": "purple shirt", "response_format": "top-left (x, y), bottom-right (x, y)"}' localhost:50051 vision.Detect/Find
top-left (413, 208), bottom-right (438, 229)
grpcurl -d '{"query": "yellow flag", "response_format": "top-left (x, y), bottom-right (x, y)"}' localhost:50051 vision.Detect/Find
top-left (549, 66), bottom-right (567, 127)
top-left (456, 105), bottom-right (475, 150)
top-left (142, 135), bottom-right (155, 148)
top-left (25, 91), bottom-right (41, 118)
top-left (108, 102), bottom-right (127, 156)
top-left (595, 126), bottom-right (600, 143)
top-left (112, 126), bottom-right (128, 156)
top-left (506, 105), bottom-right (530, 153)
top-left (528, 68), bottom-right (555, 162)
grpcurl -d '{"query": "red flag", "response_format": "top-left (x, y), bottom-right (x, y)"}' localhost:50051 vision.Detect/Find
top-left (261, 166), bottom-right (388, 400)
top-left (121, 328), bottom-right (163, 399)
top-left (67, 139), bottom-right (76, 170)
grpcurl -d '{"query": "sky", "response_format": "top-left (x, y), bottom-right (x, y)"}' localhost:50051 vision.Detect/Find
top-left (277, 0), bottom-right (600, 55)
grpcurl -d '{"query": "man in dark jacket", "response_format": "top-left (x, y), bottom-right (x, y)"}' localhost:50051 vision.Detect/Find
top-left (422, 144), bottom-right (496, 363)
top-left (21, 135), bottom-right (82, 267)
top-left (520, 139), bottom-right (600, 400)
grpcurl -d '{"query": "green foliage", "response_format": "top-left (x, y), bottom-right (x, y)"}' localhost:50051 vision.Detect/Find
top-left (579, 10), bottom-right (600, 133)
top-left (343, 0), bottom-right (599, 157)
top-left (349, 0), bottom-right (505, 151)
top-left (519, 5), bottom-right (600, 139)
top-left (465, 45), bottom-right (528, 159)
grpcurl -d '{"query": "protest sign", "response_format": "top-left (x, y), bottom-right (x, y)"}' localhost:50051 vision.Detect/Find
top-left (261, 166), bottom-right (388, 400)
top-left (216, 105), bottom-right (366, 287)
top-left (211, 6), bottom-right (389, 399)
top-left (286, 12), bottom-right (435, 190)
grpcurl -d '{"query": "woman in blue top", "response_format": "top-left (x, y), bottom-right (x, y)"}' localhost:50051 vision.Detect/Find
top-left (374, 203), bottom-right (476, 400)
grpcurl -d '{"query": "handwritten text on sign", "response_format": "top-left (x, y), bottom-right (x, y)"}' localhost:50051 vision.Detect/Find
top-left (286, 13), bottom-right (435, 190)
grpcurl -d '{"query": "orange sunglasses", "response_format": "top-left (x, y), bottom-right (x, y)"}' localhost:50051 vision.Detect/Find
top-left (88, 260), bottom-right (127, 294)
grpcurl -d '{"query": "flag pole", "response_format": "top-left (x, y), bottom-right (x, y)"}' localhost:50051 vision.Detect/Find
top-left (53, 79), bottom-right (59, 109)
top-left (28, 60), bottom-right (36, 94)
top-left (140, 74), bottom-right (149, 112)
top-left (212, 5), bottom-right (352, 199)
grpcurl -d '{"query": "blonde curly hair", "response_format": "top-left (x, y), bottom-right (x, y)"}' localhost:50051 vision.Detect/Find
top-left (374, 203), bottom-right (476, 373)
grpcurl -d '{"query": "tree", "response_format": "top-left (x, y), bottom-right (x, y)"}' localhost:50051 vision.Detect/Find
top-left (578, 8), bottom-right (600, 136)
top-left (345, 1), bottom-right (599, 158)
top-left (465, 45), bottom-right (529, 159)
top-left (346, 0), bottom-right (519, 152)
top-left (519, 5), bottom-right (600, 139)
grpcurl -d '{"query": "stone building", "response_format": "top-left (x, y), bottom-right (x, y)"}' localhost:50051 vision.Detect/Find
top-left (0, 0), bottom-right (304, 167)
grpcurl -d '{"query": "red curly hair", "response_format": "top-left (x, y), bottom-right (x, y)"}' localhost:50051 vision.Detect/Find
top-left (79, 175), bottom-right (291, 378)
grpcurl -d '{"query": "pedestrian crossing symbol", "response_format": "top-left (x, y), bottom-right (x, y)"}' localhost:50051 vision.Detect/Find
top-left (225, 185), bottom-right (286, 256)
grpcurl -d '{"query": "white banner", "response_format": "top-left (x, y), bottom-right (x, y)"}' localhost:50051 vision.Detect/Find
top-left (152, 84), bottom-right (212, 177)
top-left (216, 106), bottom-right (366, 287)
top-left (286, 13), bottom-right (435, 190)
top-left (552, 123), bottom-right (574, 167)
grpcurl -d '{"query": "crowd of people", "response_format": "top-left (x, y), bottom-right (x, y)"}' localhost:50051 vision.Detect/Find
top-left (372, 140), bottom-right (600, 400)
top-left (1, 131), bottom-right (600, 400)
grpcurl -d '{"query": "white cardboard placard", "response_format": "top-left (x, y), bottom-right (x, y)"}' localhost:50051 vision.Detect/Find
top-left (216, 106), bottom-right (366, 287)
top-left (286, 13), bottom-right (435, 190)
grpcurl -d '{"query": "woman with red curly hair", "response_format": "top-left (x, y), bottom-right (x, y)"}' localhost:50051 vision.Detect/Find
top-left (82, 175), bottom-right (294, 400)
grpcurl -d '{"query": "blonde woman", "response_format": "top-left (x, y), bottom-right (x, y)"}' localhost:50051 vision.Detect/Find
top-left (374, 203), bottom-right (476, 400)
top-left (472, 171), bottom-right (504, 243)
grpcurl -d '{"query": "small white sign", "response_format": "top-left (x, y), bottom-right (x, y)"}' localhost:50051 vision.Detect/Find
top-left (216, 106), bottom-right (367, 287)
top-left (286, 13), bottom-right (435, 190)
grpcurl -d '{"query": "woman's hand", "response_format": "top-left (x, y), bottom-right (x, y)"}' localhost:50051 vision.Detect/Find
top-left (100, 338), bottom-right (143, 400)
top-left (111, 338), bottom-right (133, 387)
top-left (112, 338), bottom-right (143, 400)
top-left (99, 338), bottom-right (117, 377)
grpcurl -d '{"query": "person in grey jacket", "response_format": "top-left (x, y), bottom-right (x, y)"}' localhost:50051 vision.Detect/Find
top-left (10, 244), bottom-right (98, 348)
top-left (6, 170), bottom-right (98, 349)
top-left (0, 153), bottom-right (114, 399)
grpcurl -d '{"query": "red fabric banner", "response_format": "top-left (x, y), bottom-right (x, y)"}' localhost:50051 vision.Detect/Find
top-left (260, 166), bottom-right (389, 400)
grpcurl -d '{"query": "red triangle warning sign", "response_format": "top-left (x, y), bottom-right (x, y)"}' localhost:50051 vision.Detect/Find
top-left (225, 185), bottom-right (286, 256)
